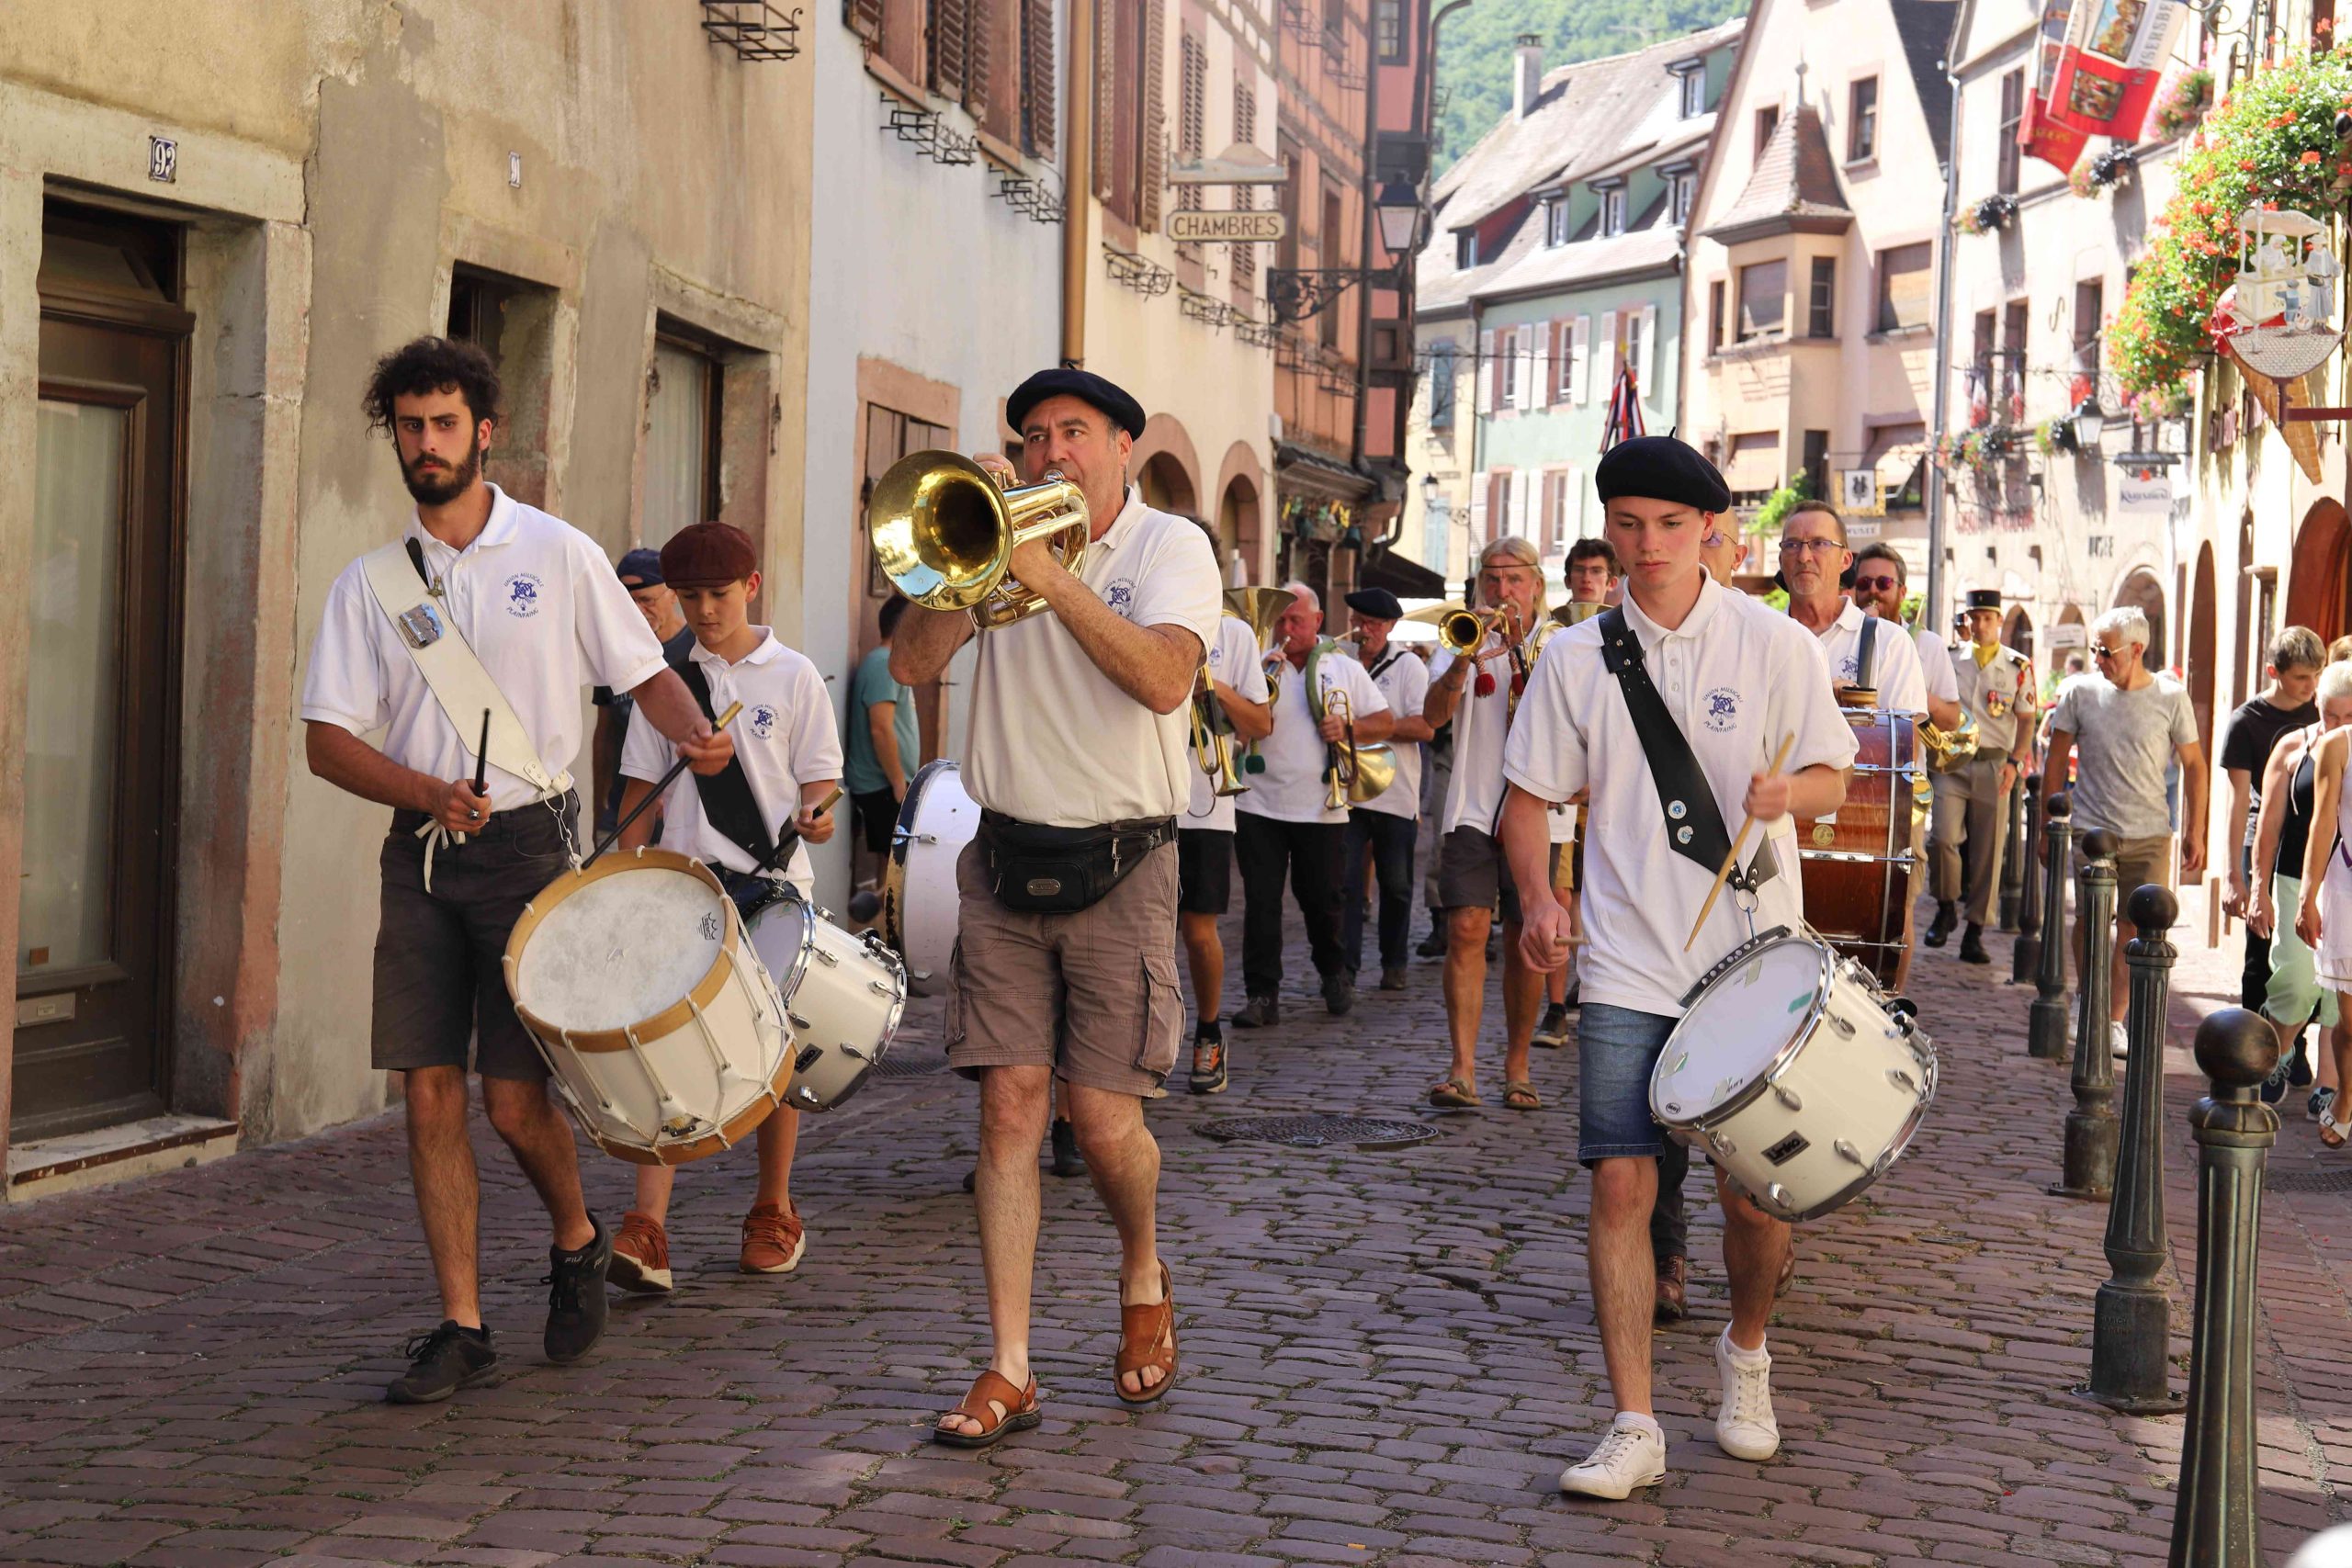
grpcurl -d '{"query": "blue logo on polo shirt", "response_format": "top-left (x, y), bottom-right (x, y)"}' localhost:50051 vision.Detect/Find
top-left (1104, 578), bottom-right (1136, 616)
top-left (749, 705), bottom-right (777, 739)
top-left (503, 573), bottom-right (544, 617)
top-left (1703, 687), bottom-right (1740, 731)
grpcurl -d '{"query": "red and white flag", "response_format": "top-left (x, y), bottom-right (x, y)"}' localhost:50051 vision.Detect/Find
top-left (1600, 363), bottom-right (1645, 453)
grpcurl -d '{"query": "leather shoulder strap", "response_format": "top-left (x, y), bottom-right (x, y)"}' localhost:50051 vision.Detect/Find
top-left (667, 642), bottom-right (782, 870)
top-left (1594, 606), bottom-right (1770, 889)
top-left (1857, 614), bottom-right (1879, 690)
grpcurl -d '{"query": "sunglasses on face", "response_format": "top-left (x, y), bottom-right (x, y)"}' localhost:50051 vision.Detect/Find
top-left (2093, 645), bottom-right (2122, 660)
top-left (1851, 574), bottom-right (1900, 593)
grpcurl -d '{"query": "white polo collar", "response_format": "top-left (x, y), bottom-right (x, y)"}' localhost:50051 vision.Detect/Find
top-left (1619, 570), bottom-right (1724, 650)
top-left (1095, 484), bottom-right (1148, 553)
top-left (1825, 598), bottom-right (1865, 641)
top-left (688, 626), bottom-right (781, 670)
top-left (405, 482), bottom-right (520, 556)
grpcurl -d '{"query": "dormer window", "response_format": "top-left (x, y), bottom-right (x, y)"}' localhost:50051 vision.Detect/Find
top-left (1668, 170), bottom-right (1694, 226)
top-left (1675, 63), bottom-right (1705, 118)
top-left (1596, 184), bottom-right (1626, 238)
top-left (1545, 198), bottom-right (1572, 247)
top-left (1455, 229), bottom-right (1477, 268)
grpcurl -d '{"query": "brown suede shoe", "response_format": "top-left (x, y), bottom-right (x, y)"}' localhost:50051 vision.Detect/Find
top-left (608, 1210), bottom-right (673, 1294)
top-left (741, 1200), bottom-right (807, 1275)
top-left (1653, 1255), bottom-right (1688, 1324)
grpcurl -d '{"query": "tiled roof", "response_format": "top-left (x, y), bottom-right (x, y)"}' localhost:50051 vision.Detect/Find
top-left (1705, 102), bottom-right (1852, 237)
top-left (1890, 0), bottom-right (1961, 164)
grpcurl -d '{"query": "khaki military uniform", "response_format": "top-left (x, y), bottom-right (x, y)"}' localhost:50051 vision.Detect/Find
top-left (1929, 641), bottom-right (2036, 925)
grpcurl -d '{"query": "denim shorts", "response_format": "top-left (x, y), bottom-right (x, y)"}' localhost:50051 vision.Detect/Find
top-left (1577, 1001), bottom-right (1677, 1164)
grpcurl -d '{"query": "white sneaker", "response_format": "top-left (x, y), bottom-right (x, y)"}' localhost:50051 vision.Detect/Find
top-left (1713, 1328), bottom-right (1781, 1461)
top-left (2110, 1020), bottom-right (2131, 1059)
top-left (1558, 1412), bottom-right (1667, 1498)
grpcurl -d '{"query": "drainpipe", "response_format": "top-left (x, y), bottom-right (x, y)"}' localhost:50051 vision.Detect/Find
top-left (1061, 0), bottom-right (1096, 366)
top-left (1923, 51), bottom-right (1963, 629)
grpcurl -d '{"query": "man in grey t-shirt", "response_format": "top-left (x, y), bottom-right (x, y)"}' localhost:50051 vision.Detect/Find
top-left (2043, 605), bottom-right (2208, 1058)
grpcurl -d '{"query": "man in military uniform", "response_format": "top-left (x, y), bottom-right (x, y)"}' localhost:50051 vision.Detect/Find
top-left (1926, 588), bottom-right (2037, 963)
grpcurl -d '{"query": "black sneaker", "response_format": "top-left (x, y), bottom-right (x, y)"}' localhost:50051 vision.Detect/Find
top-left (1417, 923), bottom-right (1448, 958)
top-left (1321, 970), bottom-right (1355, 1016)
top-left (2259, 1059), bottom-right (2291, 1107)
top-left (1958, 925), bottom-right (1991, 964)
top-left (1189, 1027), bottom-right (1229, 1095)
top-left (1232, 995), bottom-right (1280, 1028)
top-left (386, 1321), bottom-right (497, 1404)
top-left (1050, 1118), bottom-right (1085, 1177)
top-left (2312, 1086), bottom-right (2337, 1123)
top-left (1923, 902), bottom-right (1956, 948)
top-left (2290, 1037), bottom-right (2316, 1088)
top-left (542, 1217), bottom-right (612, 1365)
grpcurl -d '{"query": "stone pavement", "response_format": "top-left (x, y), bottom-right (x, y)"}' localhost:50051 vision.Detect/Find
top-left (4, 890), bottom-right (2352, 1567)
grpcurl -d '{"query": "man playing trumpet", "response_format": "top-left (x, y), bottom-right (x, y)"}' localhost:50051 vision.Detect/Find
top-left (888, 369), bottom-right (1223, 1447)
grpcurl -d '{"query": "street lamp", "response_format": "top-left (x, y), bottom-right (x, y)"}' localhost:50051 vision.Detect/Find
top-left (1270, 186), bottom-right (1430, 324)
top-left (1376, 180), bottom-right (1425, 257)
top-left (2070, 395), bottom-right (2107, 449)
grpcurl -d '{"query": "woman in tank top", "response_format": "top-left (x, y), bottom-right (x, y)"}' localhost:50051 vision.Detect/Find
top-left (2288, 660), bottom-right (2352, 1145)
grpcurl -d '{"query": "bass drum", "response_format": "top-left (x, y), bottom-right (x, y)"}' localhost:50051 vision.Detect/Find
top-left (1796, 700), bottom-right (1925, 992)
top-left (883, 759), bottom-right (979, 996)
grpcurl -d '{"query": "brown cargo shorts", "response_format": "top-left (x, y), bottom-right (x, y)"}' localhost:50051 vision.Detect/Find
top-left (945, 837), bottom-right (1185, 1098)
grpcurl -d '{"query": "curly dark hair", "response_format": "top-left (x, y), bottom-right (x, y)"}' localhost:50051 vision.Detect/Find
top-left (362, 335), bottom-right (503, 434)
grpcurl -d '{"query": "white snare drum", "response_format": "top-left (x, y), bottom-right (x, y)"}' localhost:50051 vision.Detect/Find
top-left (504, 850), bottom-right (793, 1166)
top-left (883, 759), bottom-right (978, 996)
top-left (1649, 928), bottom-right (1936, 1223)
top-left (748, 897), bottom-right (908, 1112)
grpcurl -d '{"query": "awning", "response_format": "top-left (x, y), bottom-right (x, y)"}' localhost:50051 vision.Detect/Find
top-left (1275, 441), bottom-right (1376, 501)
top-left (1357, 546), bottom-right (1448, 600)
top-left (1724, 434), bottom-right (1782, 494)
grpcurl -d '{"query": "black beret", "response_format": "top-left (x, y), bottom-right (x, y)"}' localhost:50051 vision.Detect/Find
top-left (1006, 368), bottom-right (1147, 441)
top-left (1593, 434), bottom-right (1732, 513)
top-left (1344, 587), bottom-right (1404, 620)
top-left (1964, 588), bottom-right (2003, 612)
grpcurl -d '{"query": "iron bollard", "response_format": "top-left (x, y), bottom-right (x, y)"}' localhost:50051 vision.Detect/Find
top-left (1999, 770), bottom-right (2027, 930)
top-left (2084, 884), bottom-right (2186, 1413)
top-left (2013, 777), bottom-right (2045, 984)
top-left (2054, 831), bottom-right (2120, 1197)
top-left (2167, 1007), bottom-right (2279, 1568)
top-left (2029, 793), bottom-right (2075, 1059)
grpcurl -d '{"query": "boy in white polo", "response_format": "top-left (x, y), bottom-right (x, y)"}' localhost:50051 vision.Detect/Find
top-left (301, 336), bottom-right (727, 1404)
top-left (1501, 435), bottom-right (1856, 1497)
top-left (609, 522), bottom-right (845, 1290)
top-left (1180, 605), bottom-right (1274, 1093)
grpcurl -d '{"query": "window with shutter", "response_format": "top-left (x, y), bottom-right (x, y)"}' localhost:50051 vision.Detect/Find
top-left (1232, 82), bottom-right (1257, 290)
top-left (1597, 310), bottom-right (1618, 383)
top-left (1178, 33), bottom-right (1205, 216)
top-left (1021, 0), bottom-right (1056, 158)
top-left (931, 0), bottom-right (969, 97)
top-left (1540, 468), bottom-right (1558, 545)
top-left (1476, 330), bottom-right (1496, 416)
top-left (1095, 0), bottom-right (1125, 209)
top-left (965, 0), bottom-right (996, 118)
top-left (1138, 0), bottom-right (1168, 231)
top-left (1637, 303), bottom-right (1657, 389)
top-left (1571, 315), bottom-right (1589, 403)
top-left (848, 0), bottom-right (884, 42)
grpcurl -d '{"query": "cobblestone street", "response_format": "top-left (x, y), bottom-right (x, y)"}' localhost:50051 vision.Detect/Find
top-left (4, 895), bottom-right (2351, 1567)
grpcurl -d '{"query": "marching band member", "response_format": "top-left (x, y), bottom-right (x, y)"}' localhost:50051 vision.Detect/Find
top-left (890, 369), bottom-right (1221, 1448)
top-left (1534, 537), bottom-right (1623, 1048)
top-left (1232, 584), bottom-right (1395, 1025)
top-left (1777, 502), bottom-right (1931, 716)
top-left (1849, 542), bottom-right (1962, 733)
top-left (1928, 590), bottom-right (2038, 964)
top-left (300, 337), bottom-right (728, 1404)
top-left (1181, 604), bottom-right (1274, 1093)
top-left (607, 522), bottom-right (844, 1291)
top-left (1503, 435), bottom-right (1855, 1496)
top-left (1421, 536), bottom-right (1569, 1111)
top-left (1340, 589), bottom-right (1432, 996)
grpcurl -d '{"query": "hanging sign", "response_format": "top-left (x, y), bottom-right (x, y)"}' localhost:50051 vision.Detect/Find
top-left (2041, 0), bottom-right (2188, 143)
top-left (1170, 210), bottom-right (1288, 243)
top-left (2215, 207), bottom-right (2344, 380)
top-left (2020, 1), bottom-right (2089, 173)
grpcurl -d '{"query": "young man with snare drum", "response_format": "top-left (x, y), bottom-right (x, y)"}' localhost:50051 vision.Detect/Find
top-left (1501, 435), bottom-right (1855, 1497)
top-left (300, 337), bottom-right (729, 1404)
top-left (608, 522), bottom-right (844, 1291)
top-left (888, 369), bottom-right (1222, 1449)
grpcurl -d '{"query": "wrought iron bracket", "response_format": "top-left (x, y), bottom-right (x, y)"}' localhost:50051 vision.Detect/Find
top-left (994, 171), bottom-right (1066, 225)
top-left (1268, 264), bottom-right (1403, 324)
top-left (701, 0), bottom-right (802, 60)
top-left (1233, 315), bottom-right (1277, 349)
top-left (883, 97), bottom-right (975, 165)
top-left (1179, 286), bottom-right (1234, 329)
top-left (1102, 243), bottom-right (1174, 297)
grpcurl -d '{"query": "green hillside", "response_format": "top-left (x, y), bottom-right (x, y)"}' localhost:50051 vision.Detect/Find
top-left (1433, 0), bottom-right (1749, 173)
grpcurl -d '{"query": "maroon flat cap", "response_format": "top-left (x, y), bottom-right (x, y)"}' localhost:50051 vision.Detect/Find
top-left (659, 522), bottom-right (758, 588)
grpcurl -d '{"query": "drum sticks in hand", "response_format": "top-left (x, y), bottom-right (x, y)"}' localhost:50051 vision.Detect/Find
top-left (1684, 732), bottom-right (1795, 953)
top-left (583, 701), bottom-right (744, 869)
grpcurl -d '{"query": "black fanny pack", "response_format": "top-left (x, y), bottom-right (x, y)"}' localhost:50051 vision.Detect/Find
top-left (978, 809), bottom-right (1176, 914)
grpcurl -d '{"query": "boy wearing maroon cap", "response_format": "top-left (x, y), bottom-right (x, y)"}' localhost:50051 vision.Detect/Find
top-left (610, 523), bottom-right (845, 1286)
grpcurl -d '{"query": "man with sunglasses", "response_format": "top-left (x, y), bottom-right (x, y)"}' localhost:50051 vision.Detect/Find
top-left (1849, 543), bottom-right (1962, 734)
top-left (1925, 589), bottom-right (2039, 962)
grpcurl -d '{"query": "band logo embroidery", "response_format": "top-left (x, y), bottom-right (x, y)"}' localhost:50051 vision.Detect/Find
top-left (749, 704), bottom-right (778, 739)
top-left (1703, 687), bottom-right (1741, 731)
top-left (1104, 578), bottom-right (1137, 617)
top-left (503, 572), bottom-right (544, 617)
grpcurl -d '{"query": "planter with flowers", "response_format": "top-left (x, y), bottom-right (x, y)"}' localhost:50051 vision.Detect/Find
top-left (1960, 193), bottom-right (2019, 235)
top-left (2152, 66), bottom-right (2215, 141)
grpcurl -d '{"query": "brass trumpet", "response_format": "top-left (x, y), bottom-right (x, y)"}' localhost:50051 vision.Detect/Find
top-left (869, 450), bottom-right (1091, 630)
top-left (1319, 689), bottom-right (1396, 810)
top-left (1437, 607), bottom-right (1505, 657)
top-left (1191, 660), bottom-right (1249, 797)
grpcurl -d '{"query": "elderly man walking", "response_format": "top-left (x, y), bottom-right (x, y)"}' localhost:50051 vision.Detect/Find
top-left (2042, 605), bottom-right (2208, 1057)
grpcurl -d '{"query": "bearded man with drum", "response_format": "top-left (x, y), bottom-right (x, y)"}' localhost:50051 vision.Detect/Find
top-left (301, 337), bottom-right (730, 1404)
top-left (1502, 435), bottom-right (1855, 1497)
top-left (891, 369), bottom-right (1222, 1448)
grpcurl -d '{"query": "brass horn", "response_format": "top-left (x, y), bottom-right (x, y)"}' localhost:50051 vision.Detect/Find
top-left (1190, 660), bottom-right (1249, 798)
top-left (1319, 688), bottom-right (1395, 810)
top-left (1224, 585), bottom-right (1297, 649)
top-left (1437, 607), bottom-right (1504, 656)
top-left (869, 451), bottom-right (1091, 630)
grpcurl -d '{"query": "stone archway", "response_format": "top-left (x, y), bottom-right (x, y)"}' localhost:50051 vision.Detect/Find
top-left (1216, 473), bottom-right (1261, 585)
top-left (2113, 568), bottom-right (2166, 671)
top-left (1129, 413), bottom-right (1204, 519)
top-left (2286, 496), bottom-right (2352, 644)
top-left (2002, 605), bottom-right (2035, 666)
top-left (2189, 540), bottom-right (2218, 757)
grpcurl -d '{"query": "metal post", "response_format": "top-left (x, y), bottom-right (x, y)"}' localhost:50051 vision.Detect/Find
top-left (2084, 885), bottom-right (2185, 1414)
top-left (2013, 776), bottom-right (2044, 984)
top-left (2054, 831), bottom-right (2119, 1197)
top-left (2029, 793), bottom-right (2075, 1059)
top-left (2167, 1007), bottom-right (2279, 1568)
top-left (1998, 773), bottom-right (2027, 930)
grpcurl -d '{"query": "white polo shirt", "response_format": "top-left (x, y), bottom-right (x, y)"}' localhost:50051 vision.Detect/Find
top-left (1186, 615), bottom-right (1273, 832)
top-left (1342, 639), bottom-right (1431, 822)
top-left (1503, 573), bottom-right (1860, 1018)
top-left (1805, 598), bottom-right (1928, 716)
top-left (300, 484), bottom-right (669, 812)
top-left (963, 487), bottom-right (1223, 828)
top-left (1916, 626), bottom-right (1960, 704)
top-left (620, 629), bottom-right (843, 897)
top-left (1236, 645), bottom-right (1389, 826)
top-left (1432, 625), bottom-right (1577, 843)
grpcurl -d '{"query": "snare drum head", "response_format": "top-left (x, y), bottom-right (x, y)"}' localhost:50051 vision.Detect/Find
top-left (747, 897), bottom-right (816, 998)
top-left (515, 863), bottom-right (728, 1032)
top-left (1653, 938), bottom-right (1828, 1119)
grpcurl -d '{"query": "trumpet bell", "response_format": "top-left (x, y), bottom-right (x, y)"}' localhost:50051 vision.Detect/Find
top-left (1225, 586), bottom-right (1298, 649)
top-left (1346, 742), bottom-right (1396, 805)
top-left (869, 451), bottom-right (1090, 628)
top-left (1555, 600), bottom-right (1606, 626)
top-left (1438, 608), bottom-right (1498, 656)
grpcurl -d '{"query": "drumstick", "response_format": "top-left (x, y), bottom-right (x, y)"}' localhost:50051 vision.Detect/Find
top-left (471, 708), bottom-right (491, 796)
top-left (582, 701), bottom-right (743, 869)
top-left (758, 785), bottom-right (849, 874)
top-left (1683, 733), bottom-right (1794, 953)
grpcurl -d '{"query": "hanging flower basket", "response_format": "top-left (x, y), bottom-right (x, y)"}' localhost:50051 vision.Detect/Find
top-left (1960, 193), bottom-right (2019, 235)
top-left (2068, 158), bottom-right (2099, 199)
top-left (2088, 147), bottom-right (2138, 189)
top-left (2152, 66), bottom-right (2215, 141)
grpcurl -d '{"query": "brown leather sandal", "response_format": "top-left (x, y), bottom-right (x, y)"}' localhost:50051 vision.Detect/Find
top-left (931, 1370), bottom-right (1041, 1449)
top-left (1115, 1261), bottom-right (1179, 1405)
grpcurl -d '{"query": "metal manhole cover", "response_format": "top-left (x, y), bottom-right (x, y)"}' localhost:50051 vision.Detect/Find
top-left (2267, 1168), bottom-right (2352, 1193)
top-left (1198, 1114), bottom-right (1439, 1149)
top-left (871, 1054), bottom-right (947, 1078)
